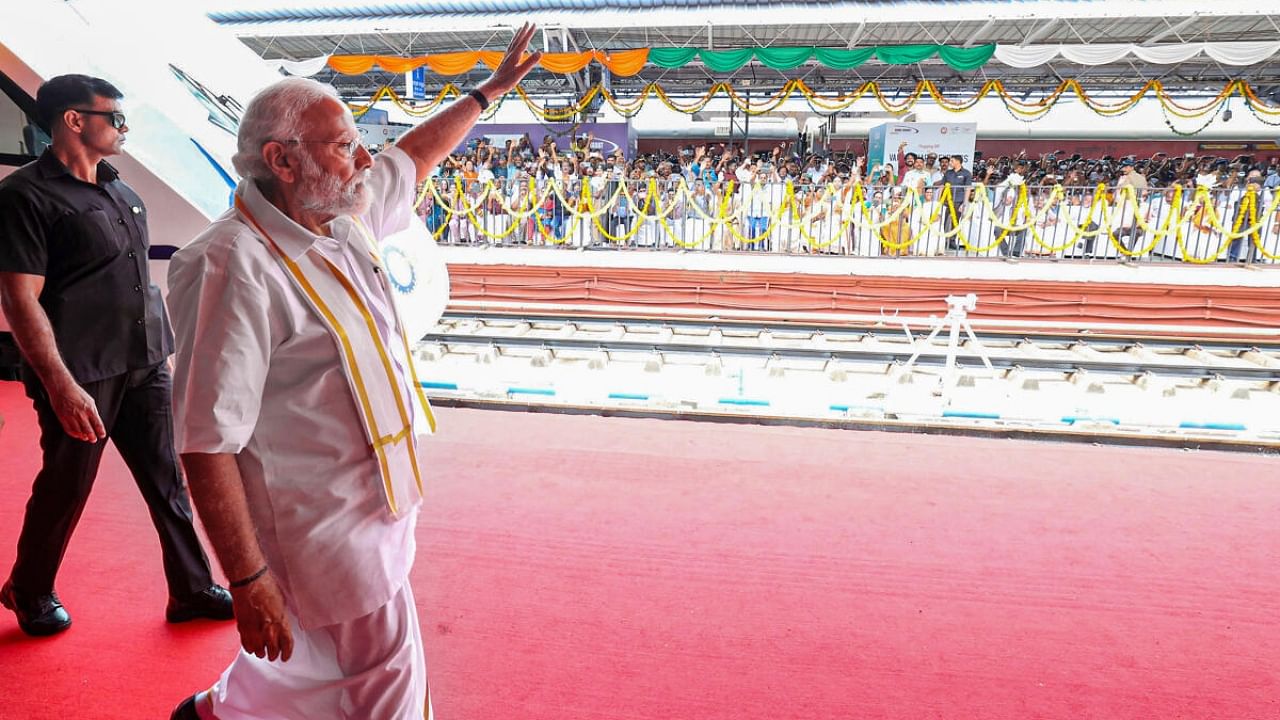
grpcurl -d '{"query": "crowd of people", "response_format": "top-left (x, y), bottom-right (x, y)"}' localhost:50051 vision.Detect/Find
top-left (412, 133), bottom-right (1280, 262)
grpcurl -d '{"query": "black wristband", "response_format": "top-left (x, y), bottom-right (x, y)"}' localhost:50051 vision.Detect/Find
top-left (229, 565), bottom-right (269, 589)
top-left (468, 89), bottom-right (490, 112)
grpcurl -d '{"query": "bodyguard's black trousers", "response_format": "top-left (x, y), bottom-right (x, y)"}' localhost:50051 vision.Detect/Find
top-left (10, 362), bottom-right (213, 598)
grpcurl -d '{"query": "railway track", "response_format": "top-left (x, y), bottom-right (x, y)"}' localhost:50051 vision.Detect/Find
top-left (423, 312), bottom-right (1280, 383)
top-left (411, 311), bottom-right (1280, 449)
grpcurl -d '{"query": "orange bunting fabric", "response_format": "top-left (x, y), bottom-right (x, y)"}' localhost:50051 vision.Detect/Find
top-left (376, 56), bottom-right (432, 73)
top-left (326, 55), bottom-right (431, 74)
top-left (326, 48), bottom-right (652, 77)
top-left (600, 48), bottom-right (650, 77)
top-left (425, 52), bottom-right (486, 75)
top-left (476, 51), bottom-right (506, 71)
top-left (538, 52), bottom-right (596, 74)
top-left (327, 55), bottom-right (379, 74)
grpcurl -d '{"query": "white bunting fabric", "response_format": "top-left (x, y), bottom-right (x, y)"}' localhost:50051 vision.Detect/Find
top-left (263, 55), bottom-right (332, 76)
top-left (1202, 40), bottom-right (1280, 66)
top-left (995, 41), bottom-right (1280, 68)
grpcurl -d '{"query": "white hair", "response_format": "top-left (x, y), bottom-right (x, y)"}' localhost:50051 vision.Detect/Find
top-left (232, 77), bottom-right (344, 182)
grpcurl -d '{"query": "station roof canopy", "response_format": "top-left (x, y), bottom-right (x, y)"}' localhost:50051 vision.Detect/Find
top-left (206, 1), bottom-right (1280, 100)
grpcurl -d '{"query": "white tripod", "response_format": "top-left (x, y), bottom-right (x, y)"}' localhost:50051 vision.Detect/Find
top-left (902, 293), bottom-right (994, 397)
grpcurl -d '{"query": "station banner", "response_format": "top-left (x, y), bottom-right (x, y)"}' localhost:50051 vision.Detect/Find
top-left (456, 122), bottom-right (634, 159)
top-left (868, 122), bottom-right (978, 175)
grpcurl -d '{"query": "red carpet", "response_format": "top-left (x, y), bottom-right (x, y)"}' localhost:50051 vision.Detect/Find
top-left (0, 379), bottom-right (1278, 719)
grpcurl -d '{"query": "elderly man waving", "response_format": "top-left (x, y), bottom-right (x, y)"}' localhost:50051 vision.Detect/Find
top-left (165, 25), bottom-right (541, 720)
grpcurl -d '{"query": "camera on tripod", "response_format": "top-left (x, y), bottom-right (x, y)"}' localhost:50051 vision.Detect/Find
top-left (945, 293), bottom-right (978, 315)
top-left (903, 292), bottom-right (993, 400)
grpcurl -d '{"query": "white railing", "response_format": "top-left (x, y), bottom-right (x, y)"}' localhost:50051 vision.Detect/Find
top-left (416, 177), bottom-right (1280, 264)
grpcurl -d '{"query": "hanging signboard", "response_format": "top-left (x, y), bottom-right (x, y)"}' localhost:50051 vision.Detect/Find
top-left (867, 122), bottom-right (978, 176)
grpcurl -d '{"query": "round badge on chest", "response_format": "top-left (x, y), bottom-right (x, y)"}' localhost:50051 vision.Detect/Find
top-left (382, 245), bottom-right (417, 294)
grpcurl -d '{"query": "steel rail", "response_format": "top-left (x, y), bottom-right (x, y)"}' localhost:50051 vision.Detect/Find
top-left (444, 301), bottom-right (1280, 343)
top-left (426, 315), bottom-right (1280, 382)
top-left (437, 311), bottom-right (1280, 355)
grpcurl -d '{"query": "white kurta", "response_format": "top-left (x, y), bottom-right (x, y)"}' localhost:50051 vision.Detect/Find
top-left (911, 201), bottom-right (946, 256)
top-left (1180, 197), bottom-right (1227, 262)
top-left (1060, 202), bottom-right (1096, 259)
top-left (961, 200), bottom-right (999, 257)
top-left (853, 203), bottom-right (884, 257)
top-left (169, 147), bottom-right (431, 718)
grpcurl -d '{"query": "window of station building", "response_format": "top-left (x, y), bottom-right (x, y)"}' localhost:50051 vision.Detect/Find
top-left (0, 70), bottom-right (44, 168)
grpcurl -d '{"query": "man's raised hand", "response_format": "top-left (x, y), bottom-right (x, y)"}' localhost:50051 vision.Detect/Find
top-left (480, 23), bottom-right (543, 101)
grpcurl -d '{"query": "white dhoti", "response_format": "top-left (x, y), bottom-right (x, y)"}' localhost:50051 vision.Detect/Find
top-left (206, 582), bottom-right (430, 720)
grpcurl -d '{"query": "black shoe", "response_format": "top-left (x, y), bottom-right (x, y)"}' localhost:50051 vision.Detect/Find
top-left (0, 580), bottom-right (72, 636)
top-left (166, 585), bottom-right (234, 623)
top-left (170, 694), bottom-right (201, 720)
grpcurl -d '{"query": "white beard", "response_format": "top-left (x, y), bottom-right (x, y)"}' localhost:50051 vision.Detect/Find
top-left (297, 153), bottom-right (372, 216)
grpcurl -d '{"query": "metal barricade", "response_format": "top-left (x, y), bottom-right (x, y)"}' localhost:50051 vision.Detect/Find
top-left (417, 176), bottom-right (1280, 265)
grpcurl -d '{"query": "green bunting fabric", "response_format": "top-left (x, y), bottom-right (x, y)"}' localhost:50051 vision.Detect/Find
top-left (702, 47), bottom-right (757, 72)
top-left (812, 47), bottom-right (878, 70)
top-left (874, 45), bottom-right (938, 65)
top-left (648, 47), bottom-right (700, 68)
top-left (648, 44), bottom-right (995, 73)
top-left (936, 44), bottom-right (997, 70)
top-left (755, 46), bottom-right (820, 70)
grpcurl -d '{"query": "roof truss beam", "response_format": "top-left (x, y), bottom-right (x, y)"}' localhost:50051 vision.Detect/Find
top-left (963, 17), bottom-right (996, 47)
top-left (1020, 17), bottom-right (1061, 46)
top-left (1141, 13), bottom-right (1201, 46)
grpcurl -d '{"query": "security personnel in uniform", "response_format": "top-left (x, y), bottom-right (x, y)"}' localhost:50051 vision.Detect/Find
top-left (936, 155), bottom-right (974, 252)
top-left (0, 74), bottom-right (230, 636)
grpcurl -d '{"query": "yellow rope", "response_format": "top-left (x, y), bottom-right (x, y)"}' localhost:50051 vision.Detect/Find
top-left (348, 77), bottom-right (1280, 123)
top-left (410, 172), bottom-right (1280, 260)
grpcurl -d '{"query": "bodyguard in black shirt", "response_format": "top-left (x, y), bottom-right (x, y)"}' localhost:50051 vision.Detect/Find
top-left (0, 74), bottom-right (230, 636)
top-left (937, 154), bottom-right (974, 195)
top-left (936, 155), bottom-right (974, 251)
